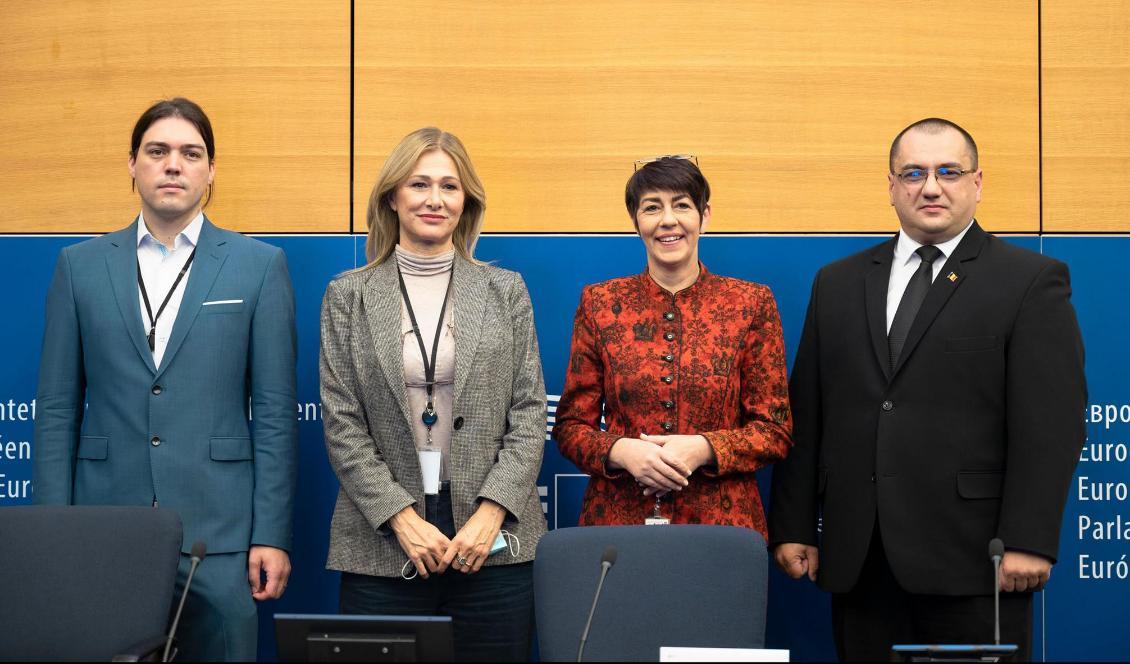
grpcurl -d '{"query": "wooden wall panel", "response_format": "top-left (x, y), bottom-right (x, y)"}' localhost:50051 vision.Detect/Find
top-left (1042, 1), bottom-right (1130, 232)
top-left (0, 1), bottom-right (349, 233)
top-left (355, 1), bottom-right (1038, 234)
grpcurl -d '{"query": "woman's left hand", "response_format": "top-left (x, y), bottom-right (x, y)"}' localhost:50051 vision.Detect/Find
top-left (638, 434), bottom-right (716, 496)
top-left (442, 498), bottom-right (507, 574)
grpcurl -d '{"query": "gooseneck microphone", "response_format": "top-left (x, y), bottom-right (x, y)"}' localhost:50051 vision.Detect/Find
top-left (577, 546), bottom-right (618, 662)
top-left (163, 540), bottom-right (207, 662)
top-left (989, 538), bottom-right (1005, 646)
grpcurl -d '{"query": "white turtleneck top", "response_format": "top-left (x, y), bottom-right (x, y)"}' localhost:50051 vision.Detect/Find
top-left (395, 245), bottom-right (456, 482)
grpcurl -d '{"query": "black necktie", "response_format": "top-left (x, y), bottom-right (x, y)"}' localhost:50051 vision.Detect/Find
top-left (888, 245), bottom-right (943, 370)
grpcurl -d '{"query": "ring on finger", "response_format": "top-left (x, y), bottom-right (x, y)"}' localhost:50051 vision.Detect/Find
top-left (457, 555), bottom-right (469, 566)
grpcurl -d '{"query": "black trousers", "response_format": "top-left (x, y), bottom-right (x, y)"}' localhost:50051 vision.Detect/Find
top-left (340, 487), bottom-right (534, 663)
top-left (832, 527), bottom-right (1032, 662)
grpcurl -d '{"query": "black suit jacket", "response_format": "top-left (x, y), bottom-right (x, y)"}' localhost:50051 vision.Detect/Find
top-left (769, 222), bottom-right (1086, 595)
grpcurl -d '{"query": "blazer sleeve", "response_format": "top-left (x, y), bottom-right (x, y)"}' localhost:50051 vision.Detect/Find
top-left (248, 248), bottom-right (299, 551)
top-left (552, 287), bottom-right (626, 480)
top-left (699, 284), bottom-right (793, 477)
top-left (998, 259), bottom-right (1087, 561)
top-left (768, 270), bottom-right (824, 547)
top-left (33, 248), bottom-right (86, 505)
top-left (319, 278), bottom-right (416, 533)
top-left (475, 274), bottom-right (547, 522)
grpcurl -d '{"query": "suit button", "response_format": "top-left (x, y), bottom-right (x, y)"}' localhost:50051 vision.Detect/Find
top-left (151, 436), bottom-right (161, 447)
top-left (664, 332), bottom-right (675, 341)
top-left (663, 354), bottom-right (674, 362)
top-left (663, 400), bottom-right (675, 409)
top-left (151, 384), bottom-right (162, 395)
top-left (870, 474), bottom-right (877, 483)
top-left (663, 311), bottom-right (675, 321)
top-left (881, 400), bottom-right (893, 411)
top-left (662, 422), bottom-right (674, 432)
top-left (662, 375), bottom-right (673, 384)
top-left (453, 416), bottom-right (464, 430)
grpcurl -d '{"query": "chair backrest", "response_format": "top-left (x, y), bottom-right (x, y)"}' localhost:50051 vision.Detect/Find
top-left (534, 525), bottom-right (768, 662)
top-left (0, 505), bottom-right (182, 661)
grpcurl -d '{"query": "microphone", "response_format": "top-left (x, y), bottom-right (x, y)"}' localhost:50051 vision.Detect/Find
top-left (577, 546), bottom-right (617, 662)
top-left (163, 540), bottom-right (207, 662)
top-left (989, 538), bottom-right (1004, 646)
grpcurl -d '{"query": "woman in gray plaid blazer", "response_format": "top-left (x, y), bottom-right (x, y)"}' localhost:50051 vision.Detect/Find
top-left (319, 128), bottom-right (547, 661)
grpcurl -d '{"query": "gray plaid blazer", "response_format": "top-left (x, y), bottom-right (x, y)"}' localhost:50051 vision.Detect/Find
top-left (319, 254), bottom-right (547, 577)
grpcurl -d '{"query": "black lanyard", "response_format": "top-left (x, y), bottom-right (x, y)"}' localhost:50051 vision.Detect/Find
top-left (396, 263), bottom-right (454, 427)
top-left (137, 247), bottom-right (197, 352)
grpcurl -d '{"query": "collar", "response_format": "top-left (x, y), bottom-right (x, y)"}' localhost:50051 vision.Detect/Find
top-left (137, 211), bottom-right (204, 252)
top-left (638, 261), bottom-right (712, 298)
top-left (893, 218), bottom-right (975, 267)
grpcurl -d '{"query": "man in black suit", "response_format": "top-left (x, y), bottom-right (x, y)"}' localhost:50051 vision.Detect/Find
top-left (769, 118), bottom-right (1086, 661)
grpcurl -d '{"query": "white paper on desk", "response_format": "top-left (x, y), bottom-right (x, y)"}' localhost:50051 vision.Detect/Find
top-left (418, 449), bottom-right (441, 494)
top-left (660, 647), bottom-right (789, 662)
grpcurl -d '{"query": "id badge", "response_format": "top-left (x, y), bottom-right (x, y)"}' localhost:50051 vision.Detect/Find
top-left (644, 516), bottom-right (671, 526)
top-left (418, 449), bottom-right (442, 495)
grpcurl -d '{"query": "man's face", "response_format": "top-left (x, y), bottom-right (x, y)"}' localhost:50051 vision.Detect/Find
top-left (888, 127), bottom-right (982, 244)
top-left (128, 116), bottom-right (214, 223)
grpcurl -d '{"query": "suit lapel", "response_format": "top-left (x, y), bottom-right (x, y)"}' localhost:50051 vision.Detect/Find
top-left (452, 255), bottom-right (486, 406)
top-left (106, 219), bottom-right (158, 375)
top-left (363, 260), bottom-right (415, 430)
top-left (864, 237), bottom-right (897, 382)
top-left (155, 217), bottom-right (229, 379)
top-left (890, 222), bottom-right (987, 377)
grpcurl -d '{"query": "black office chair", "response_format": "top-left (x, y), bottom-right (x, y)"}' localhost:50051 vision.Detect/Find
top-left (0, 505), bottom-right (183, 662)
top-left (534, 525), bottom-right (769, 662)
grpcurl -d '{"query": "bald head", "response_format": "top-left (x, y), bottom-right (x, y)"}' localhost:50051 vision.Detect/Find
top-left (890, 118), bottom-right (978, 173)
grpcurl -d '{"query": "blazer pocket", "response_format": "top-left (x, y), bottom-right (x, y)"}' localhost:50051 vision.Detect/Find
top-left (210, 437), bottom-right (253, 461)
top-left (199, 302), bottom-right (244, 315)
top-left (945, 335), bottom-right (1000, 353)
top-left (956, 470), bottom-right (1003, 499)
top-left (77, 436), bottom-right (108, 460)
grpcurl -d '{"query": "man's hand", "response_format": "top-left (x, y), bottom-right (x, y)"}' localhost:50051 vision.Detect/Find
top-left (774, 542), bottom-right (819, 582)
top-left (608, 437), bottom-right (691, 492)
top-left (248, 545), bottom-right (291, 601)
top-left (999, 550), bottom-right (1052, 592)
top-left (389, 506), bottom-right (452, 579)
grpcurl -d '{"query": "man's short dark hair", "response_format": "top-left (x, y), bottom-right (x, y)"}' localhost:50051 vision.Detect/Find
top-left (624, 157), bottom-right (711, 219)
top-left (130, 97), bottom-right (215, 162)
top-left (889, 118), bottom-right (978, 172)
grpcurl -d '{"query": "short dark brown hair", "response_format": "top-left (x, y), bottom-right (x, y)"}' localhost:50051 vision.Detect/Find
top-left (624, 157), bottom-right (710, 220)
top-left (889, 118), bottom-right (978, 172)
top-left (129, 97), bottom-right (216, 205)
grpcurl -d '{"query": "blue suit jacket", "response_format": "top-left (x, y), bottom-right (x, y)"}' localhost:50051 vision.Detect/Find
top-left (34, 218), bottom-right (298, 554)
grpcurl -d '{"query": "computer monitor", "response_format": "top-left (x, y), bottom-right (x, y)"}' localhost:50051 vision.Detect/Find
top-left (275, 613), bottom-right (454, 663)
top-left (891, 644), bottom-right (1018, 662)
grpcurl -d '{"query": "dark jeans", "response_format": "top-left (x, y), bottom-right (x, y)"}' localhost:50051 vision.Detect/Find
top-left (340, 487), bottom-right (534, 662)
top-left (832, 526), bottom-right (1032, 662)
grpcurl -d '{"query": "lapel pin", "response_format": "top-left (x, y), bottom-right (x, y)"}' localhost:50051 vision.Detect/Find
top-left (947, 272), bottom-right (958, 283)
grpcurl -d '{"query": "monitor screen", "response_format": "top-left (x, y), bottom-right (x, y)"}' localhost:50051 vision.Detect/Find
top-left (275, 613), bottom-right (454, 663)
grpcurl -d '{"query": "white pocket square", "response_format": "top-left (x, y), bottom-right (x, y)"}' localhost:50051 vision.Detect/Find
top-left (202, 299), bottom-right (243, 306)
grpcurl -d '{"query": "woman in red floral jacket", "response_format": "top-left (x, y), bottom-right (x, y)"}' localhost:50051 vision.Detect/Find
top-left (552, 156), bottom-right (792, 537)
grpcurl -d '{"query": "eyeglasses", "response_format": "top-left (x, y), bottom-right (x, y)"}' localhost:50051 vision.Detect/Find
top-left (633, 154), bottom-right (699, 171)
top-left (895, 167), bottom-right (975, 185)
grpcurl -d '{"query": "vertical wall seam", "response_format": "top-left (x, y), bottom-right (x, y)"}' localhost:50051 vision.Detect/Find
top-left (1038, 0), bottom-right (1045, 242)
top-left (349, 0), bottom-right (355, 240)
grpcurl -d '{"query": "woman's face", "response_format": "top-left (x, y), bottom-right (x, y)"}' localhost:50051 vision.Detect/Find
top-left (635, 189), bottom-right (709, 270)
top-left (391, 149), bottom-right (465, 254)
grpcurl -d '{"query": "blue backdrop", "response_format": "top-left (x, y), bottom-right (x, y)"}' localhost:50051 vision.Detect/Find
top-left (0, 231), bottom-right (1125, 661)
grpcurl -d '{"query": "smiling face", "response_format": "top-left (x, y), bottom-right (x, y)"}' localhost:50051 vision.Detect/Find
top-left (888, 126), bottom-right (982, 244)
top-left (390, 149), bottom-right (465, 255)
top-left (128, 116), bottom-right (214, 225)
top-left (635, 189), bottom-right (709, 272)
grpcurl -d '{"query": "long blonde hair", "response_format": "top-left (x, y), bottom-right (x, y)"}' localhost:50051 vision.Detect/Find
top-left (362, 127), bottom-right (487, 267)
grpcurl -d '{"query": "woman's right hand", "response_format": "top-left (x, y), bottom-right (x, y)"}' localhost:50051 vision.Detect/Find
top-left (388, 506), bottom-right (452, 579)
top-left (608, 437), bottom-right (691, 492)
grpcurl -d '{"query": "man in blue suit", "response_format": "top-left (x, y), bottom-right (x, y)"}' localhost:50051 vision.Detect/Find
top-left (34, 98), bottom-right (298, 661)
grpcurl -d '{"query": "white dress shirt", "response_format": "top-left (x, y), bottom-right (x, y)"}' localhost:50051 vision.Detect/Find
top-left (136, 212), bottom-right (204, 368)
top-left (886, 219), bottom-right (974, 334)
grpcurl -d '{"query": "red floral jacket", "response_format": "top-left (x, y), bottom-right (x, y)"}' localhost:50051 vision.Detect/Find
top-left (553, 265), bottom-right (793, 537)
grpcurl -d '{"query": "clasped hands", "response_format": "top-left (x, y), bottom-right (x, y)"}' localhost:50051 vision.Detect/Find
top-left (773, 543), bottom-right (1053, 591)
top-left (608, 433), bottom-right (715, 496)
top-left (390, 499), bottom-right (506, 579)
